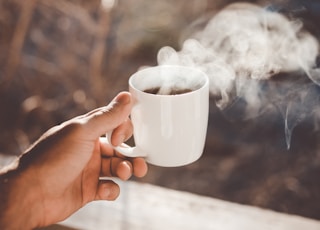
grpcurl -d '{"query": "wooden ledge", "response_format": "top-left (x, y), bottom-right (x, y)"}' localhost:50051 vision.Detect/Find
top-left (59, 180), bottom-right (320, 230)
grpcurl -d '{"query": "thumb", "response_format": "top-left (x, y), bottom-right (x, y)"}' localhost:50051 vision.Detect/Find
top-left (84, 92), bottom-right (132, 139)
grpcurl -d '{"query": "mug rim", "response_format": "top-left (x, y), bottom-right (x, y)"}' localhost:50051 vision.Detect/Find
top-left (129, 65), bottom-right (209, 97)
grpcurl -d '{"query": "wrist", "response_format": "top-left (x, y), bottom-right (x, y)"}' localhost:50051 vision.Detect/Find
top-left (0, 160), bottom-right (43, 229)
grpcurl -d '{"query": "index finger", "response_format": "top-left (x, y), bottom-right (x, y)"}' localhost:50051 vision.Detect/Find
top-left (84, 92), bottom-right (132, 139)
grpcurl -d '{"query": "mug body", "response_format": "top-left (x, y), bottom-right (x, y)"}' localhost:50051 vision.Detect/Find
top-left (129, 65), bottom-right (209, 167)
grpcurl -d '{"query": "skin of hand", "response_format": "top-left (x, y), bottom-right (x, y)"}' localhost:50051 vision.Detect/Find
top-left (0, 92), bottom-right (148, 229)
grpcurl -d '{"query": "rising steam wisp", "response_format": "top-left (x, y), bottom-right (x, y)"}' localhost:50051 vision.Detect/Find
top-left (157, 2), bottom-right (320, 149)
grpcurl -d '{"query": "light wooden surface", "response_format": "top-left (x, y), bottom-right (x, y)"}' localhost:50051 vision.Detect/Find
top-left (1, 154), bottom-right (319, 230)
top-left (60, 180), bottom-right (320, 230)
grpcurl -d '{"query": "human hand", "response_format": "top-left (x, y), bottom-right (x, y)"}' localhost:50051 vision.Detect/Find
top-left (0, 92), bottom-right (148, 229)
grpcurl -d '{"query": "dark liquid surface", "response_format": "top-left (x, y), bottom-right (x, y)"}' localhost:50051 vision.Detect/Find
top-left (143, 87), bottom-right (193, 95)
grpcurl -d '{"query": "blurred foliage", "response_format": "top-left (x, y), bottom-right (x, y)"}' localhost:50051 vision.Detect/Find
top-left (0, 0), bottom-right (219, 154)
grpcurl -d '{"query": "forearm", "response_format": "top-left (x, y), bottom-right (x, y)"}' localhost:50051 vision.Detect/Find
top-left (0, 159), bottom-right (41, 229)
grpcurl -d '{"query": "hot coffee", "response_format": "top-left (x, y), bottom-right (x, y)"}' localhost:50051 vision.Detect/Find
top-left (143, 87), bottom-right (193, 95)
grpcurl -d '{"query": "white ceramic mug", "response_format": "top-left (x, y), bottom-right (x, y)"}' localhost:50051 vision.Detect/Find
top-left (108, 65), bottom-right (209, 167)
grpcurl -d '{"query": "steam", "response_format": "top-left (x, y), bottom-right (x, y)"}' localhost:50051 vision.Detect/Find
top-left (157, 2), bottom-right (320, 149)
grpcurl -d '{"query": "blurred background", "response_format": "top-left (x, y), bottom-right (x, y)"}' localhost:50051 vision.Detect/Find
top-left (0, 0), bottom-right (319, 220)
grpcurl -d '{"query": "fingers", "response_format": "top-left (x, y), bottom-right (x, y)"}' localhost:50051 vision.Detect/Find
top-left (83, 92), bottom-right (132, 139)
top-left (95, 180), bottom-right (120, 201)
top-left (101, 157), bottom-right (132, 180)
top-left (100, 157), bottom-right (147, 180)
top-left (110, 119), bottom-right (133, 146)
top-left (99, 138), bottom-right (116, 157)
top-left (132, 158), bottom-right (148, 178)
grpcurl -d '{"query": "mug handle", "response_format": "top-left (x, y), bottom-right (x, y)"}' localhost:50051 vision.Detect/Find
top-left (105, 131), bottom-right (147, 158)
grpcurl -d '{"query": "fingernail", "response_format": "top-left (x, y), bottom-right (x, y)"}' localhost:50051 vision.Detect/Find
top-left (117, 161), bottom-right (132, 181)
top-left (104, 183), bottom-right (119, 200)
